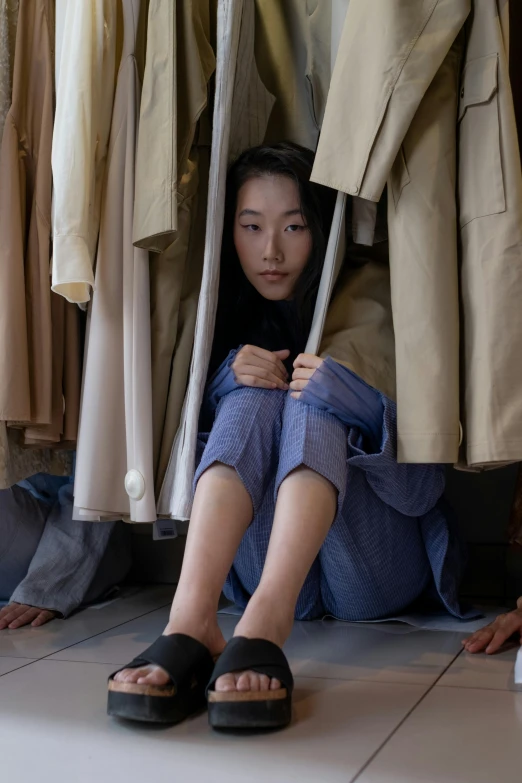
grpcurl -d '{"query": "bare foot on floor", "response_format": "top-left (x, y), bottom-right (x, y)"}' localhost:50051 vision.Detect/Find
top-left (113, 610), bottom-right (226, 686)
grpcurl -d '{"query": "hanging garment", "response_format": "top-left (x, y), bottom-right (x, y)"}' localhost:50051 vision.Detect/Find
top-left (158, 0), bottom-right (275, 521)
top-left (253, 0), bottom-right (331, 151)
top-left (142, 0), bottom-right (216, 490)
top-left (0, 0), bottom-right (80, 485)
top-left (0, 0), bottom-right (80, 442)
top-left (0, 0), bottom-right (19, 139)
top-left (0, 428), bottom-right (73, 491)
top-left (311, 0), bottom-right (522, 469)
top-left (51, 0), bottom-right (118, 304)
top-left (73, 0), bottom-right (156, 523)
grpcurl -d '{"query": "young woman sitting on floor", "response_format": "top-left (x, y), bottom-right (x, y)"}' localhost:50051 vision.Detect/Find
top-left (108, 142), bottom-right (470, 731)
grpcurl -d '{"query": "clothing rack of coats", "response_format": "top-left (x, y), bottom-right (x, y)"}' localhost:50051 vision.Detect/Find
top-left (1, 0), bottom-right (522, 534)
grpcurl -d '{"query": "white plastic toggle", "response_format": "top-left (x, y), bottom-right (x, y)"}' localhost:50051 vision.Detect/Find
top-left (124, 469), bottom-right (145, 501)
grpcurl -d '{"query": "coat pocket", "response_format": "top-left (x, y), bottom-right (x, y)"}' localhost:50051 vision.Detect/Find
top-left (458, 53), bottom-right (506, 227)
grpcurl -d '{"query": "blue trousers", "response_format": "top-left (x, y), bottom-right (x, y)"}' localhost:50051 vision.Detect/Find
top-left (195, 388), bottom-right (432, 621)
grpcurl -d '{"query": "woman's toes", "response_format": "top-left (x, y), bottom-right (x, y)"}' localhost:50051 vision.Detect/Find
top-left (258, 674), bottom-right (271, 691)
top-left (136, 666), bottom-right (169, 686)
top-left (270, 677), bottom-right (282, 691)
top-left (236, 671), bottom-right (256, 691)
top-left (214, 673), bottom-right (237, 692)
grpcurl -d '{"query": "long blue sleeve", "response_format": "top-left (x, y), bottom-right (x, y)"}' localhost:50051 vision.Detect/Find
top-left (300, 358), bottom-right (445, 517)
top-left (202, 349), bottom-right (241, 422)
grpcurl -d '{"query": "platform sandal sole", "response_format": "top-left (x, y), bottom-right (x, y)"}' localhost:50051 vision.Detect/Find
top-left (208, 687), bottom-right (291, 729)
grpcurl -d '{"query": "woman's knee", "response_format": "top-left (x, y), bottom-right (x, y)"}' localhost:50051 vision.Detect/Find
top-left (216, 386), bottom-right (287, 426)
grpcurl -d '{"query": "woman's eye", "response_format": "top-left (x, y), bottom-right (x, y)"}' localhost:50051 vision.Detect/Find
top-left (286, 224), bottom-right (305, 232)
top-left (243, 224), bottom-right (260, 231)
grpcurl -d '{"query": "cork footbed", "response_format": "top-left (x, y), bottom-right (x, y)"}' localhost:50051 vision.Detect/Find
top-left (208, 688), bottom-right (287, 703)
top-left (107, 680), bottom-right (177, 698)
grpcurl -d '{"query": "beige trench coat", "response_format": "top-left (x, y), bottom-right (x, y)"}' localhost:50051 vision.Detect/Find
top-left (158, 0), bottom-right (275, 520)
top-left (0, 0), bottom-right (80, 455)
top-left (312, 0), bottom-right (522, 468)
top-left (141, 0), bottom-right (216, 492)
top-left (73, 0), bottom-right (157, 523)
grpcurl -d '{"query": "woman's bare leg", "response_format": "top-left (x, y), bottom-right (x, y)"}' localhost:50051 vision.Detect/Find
top-left (114, 463), bottom-right (254, 684)
top-left (215, 466), bottom-right (337, 693)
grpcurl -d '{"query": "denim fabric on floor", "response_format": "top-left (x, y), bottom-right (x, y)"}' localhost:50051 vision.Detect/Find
top-left (195, 387), bottom-right (444, 622)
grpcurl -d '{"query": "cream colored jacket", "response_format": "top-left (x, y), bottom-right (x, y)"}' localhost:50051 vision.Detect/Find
top-left (312, 0), bottom-right (522, 468)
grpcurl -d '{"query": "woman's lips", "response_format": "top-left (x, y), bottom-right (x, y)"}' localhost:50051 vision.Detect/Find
top-left (260, 271), bottom-right (288, 282)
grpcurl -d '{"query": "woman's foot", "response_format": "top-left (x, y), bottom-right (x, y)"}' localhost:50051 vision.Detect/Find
top-left (113, 607), bottom-right (226, 685)
top-left (214, 591), bottom-right (294, 693)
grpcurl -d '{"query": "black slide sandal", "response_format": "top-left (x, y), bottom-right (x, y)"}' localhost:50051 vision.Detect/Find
top-left (206, 636), bottom-right (294, 730)
top-left (107, 634), bottom-right (215, 723)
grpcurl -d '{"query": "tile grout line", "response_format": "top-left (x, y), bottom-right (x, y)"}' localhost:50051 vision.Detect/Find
top-left (2, 601), bottom-right (173, 670)
top-left (0, 659), bottom-right (41, 679)
top-left (348, 645), bottom-right (467, 783)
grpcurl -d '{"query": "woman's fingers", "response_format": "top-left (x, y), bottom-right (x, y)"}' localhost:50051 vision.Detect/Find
top-left (236, 370), bottom-right (288, 390)
top-left (462, 610), bottom-right (522, 654)
top-left (7, 607), bottom-right (40, 629)
top-left (463, 626), bottom-right (495, 652)
top-left (293, 353), bottom-right (324, 370)
top-left (235, 346), bottom-right (288, 381)
top-left (0, 604), bottom-right (27, 630)
top-left (32, 610), bottom-right (57, 627)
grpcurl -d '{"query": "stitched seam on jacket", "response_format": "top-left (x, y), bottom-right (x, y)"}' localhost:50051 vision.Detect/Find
top-left (356, 0), bottom-right (440, 190)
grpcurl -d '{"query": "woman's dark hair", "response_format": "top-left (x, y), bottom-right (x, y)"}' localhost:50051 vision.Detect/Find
top-left (210, 141), bottom-right (336, 374)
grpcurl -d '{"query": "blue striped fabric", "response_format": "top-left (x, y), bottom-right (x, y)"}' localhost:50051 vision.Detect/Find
top-left (195, 373), bottom-right (470, 622)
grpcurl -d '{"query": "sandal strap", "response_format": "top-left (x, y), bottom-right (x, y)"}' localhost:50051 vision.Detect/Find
top-left (109, 633), bottom-right (214, 687)
top-left (206, 636), bottom-right (293, 694)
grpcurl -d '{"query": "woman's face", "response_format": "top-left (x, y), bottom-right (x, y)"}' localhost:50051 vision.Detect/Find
top-left (233, 175), bottom-right (313, 301)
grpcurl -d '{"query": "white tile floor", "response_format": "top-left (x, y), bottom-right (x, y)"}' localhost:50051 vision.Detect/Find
top-left (0, 587), bottom-right (521, 783)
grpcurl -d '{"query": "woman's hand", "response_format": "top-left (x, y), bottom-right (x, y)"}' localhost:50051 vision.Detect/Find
top-left (232, 345), bottom-right (290, 390)
top-left (0, 602), bottom-right (58, 630)
top-left (290, 353), bottom-right (325, 399)
top-left (462, 597), bottom-right (522, 654)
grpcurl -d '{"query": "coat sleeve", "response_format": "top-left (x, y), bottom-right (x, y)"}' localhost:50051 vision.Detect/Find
top-left (300, 357), bottom-right (445, 517)
top-left (51, 0), bottom-right (116, 304)
top-left (311, 0), bottom-right (470, 200)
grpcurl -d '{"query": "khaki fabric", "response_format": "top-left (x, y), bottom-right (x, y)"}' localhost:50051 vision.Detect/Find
top-left (133, 0), bottom-right (215, 252)
top-left (311, 0), bottom-right (522, 468)
top-left (148, 1), bottom-right (215, 488)
top-left (0, 0), bottom-right (54, 426)
top-left (51, 0), bottom-right (118, 304)
top-left (0, 0), bottom-right (19, 139)
top-left (153, 145), bottom-right (209, 490)
top-left (387, 39), bottom-right (463, 463)
top-left (158, 0), bottom-right (276, 520)
top-left (319, 241), bottom-right (396, 403)
top-left (0, 0), bottom-right (78, 484)
top-left (459, 0), bottom-right (522, 468)
top-left (312, 0), bottom-right (471, 198)
top-left (74, 0), bottom-right (156, 523)
top-left (254, 0), bottom-right (331, 150)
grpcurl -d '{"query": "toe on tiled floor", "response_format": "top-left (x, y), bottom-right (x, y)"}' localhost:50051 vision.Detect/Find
top-left (0, 589), bottom-right (521, 783)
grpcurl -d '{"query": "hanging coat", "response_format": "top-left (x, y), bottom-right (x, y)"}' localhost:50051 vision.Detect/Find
top-left (73, 0), bottom-right (156, 524)
top-left (51, 0), bottom-right (118, 304)
top-left (157, 0), bottom-right (275, 521)
top-left (311, 0), bottom-right (522, 470)
top-left (137, 0), bottom-right (216, 492)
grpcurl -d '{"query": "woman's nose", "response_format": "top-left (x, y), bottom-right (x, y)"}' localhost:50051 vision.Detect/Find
top-left (263, 233), bottom-right (282, 262)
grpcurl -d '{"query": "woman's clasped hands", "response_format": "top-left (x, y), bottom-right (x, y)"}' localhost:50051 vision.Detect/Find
top-left (232, 347), bottom-right (324, 397)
